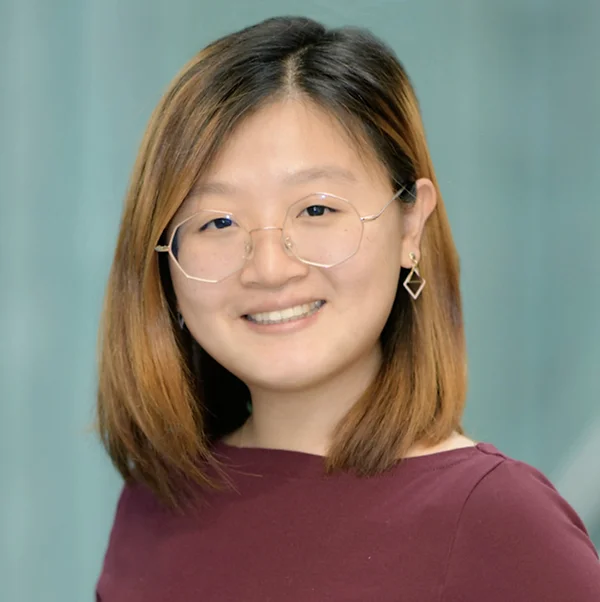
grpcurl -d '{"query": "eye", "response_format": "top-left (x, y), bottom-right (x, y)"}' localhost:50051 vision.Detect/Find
top-left (299, 205), bottom-right (337, 218)
top-left (199, 216), bottom-right (235, 231)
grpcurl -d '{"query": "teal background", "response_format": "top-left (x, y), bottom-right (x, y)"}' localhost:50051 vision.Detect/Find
top-left (1, 1), bottom-right (599, 600)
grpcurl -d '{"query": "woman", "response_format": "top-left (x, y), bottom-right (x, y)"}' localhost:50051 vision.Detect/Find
top-left (96, 16), bottom-right (600, 601)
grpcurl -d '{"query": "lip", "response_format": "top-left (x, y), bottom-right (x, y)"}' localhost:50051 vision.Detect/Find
top-left (242, 300), bottom-right (326, 334)
top-left (241, 298), bottom-right (326, 317)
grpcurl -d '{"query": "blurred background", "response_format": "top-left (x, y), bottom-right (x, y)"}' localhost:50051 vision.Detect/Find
top-left (1, 0), bottom-right (599, 599)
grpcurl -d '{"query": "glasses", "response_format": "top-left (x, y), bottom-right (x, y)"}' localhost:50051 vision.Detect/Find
top-left (155, 185), bottom-right (411, 283)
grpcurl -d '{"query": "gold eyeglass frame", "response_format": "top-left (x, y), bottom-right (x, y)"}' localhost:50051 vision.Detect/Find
top-left (155, 184), bottom-right (412, 284)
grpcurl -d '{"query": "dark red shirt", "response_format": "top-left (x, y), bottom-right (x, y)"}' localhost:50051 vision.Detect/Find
top-left (97, 442), bottom-right (600, 601)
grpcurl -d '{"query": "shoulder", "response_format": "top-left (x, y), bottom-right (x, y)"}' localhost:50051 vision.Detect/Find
top-left (441, 449), bottom-right (600, 601)
top-left (457, 453), bottom-right (595, 545)
top-left (107, 479), bottom-right (172, 541)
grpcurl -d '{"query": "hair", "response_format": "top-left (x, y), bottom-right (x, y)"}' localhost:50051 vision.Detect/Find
top-left (97, 16), bottom-right (467, 506)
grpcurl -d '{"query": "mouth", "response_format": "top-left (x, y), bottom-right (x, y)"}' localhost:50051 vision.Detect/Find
top-left (244, 300), bottom-right (326, 325)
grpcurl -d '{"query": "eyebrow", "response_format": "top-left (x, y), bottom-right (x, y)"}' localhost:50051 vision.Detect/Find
top-left (282, 165), bottom-right (358, 186)
top-left (188, 165), bottom-right (358, 198)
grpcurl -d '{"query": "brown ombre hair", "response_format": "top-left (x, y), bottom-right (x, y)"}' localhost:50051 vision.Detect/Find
top-left (97, 16), bottom-right (467, 505)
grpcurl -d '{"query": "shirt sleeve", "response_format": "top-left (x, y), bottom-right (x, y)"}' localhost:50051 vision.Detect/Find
top-left (441, 458), bottom-right (600, 601)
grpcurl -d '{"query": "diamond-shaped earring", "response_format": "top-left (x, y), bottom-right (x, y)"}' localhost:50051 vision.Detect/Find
top-left (403, 252), bottom-right (425, 300)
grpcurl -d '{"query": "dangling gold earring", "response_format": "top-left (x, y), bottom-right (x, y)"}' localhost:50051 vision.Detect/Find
top-left (403, 252), bottom-right (426, 300)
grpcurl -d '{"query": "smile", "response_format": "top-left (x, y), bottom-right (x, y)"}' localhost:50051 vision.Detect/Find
top-left (245, 300), bottom-right (325, 325)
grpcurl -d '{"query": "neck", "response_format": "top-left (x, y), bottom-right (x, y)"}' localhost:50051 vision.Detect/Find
top-left (236, 345), bottom-right (383, 456)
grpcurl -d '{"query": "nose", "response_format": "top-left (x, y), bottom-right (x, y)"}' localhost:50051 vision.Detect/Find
top-left (239, 227), bottom-right (308, 288)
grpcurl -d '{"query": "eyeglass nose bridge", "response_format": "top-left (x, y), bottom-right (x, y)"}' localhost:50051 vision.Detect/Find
top-left (244, 225), bottom-right (296, 261)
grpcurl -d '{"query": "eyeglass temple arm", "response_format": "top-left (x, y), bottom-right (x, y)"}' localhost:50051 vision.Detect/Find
top-left (155, 245), bottom-right (169, 252)
top-left (360, 184), bottom-right (412, 223)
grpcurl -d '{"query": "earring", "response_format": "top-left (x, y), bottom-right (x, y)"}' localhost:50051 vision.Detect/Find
top-left (177, 312), bottom-right (185, 329)
top-left (403, 252), bottom-right (426, 300)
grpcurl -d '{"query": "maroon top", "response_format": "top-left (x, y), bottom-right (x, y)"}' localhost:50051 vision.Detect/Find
top-left (97, 441), bottom-right (600, 601)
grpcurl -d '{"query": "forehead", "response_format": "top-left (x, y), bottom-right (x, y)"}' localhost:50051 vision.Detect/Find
top-left (183, 99), bottom-right (388, 205)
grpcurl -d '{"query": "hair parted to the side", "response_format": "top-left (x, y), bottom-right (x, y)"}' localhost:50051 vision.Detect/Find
top-left (97, 16), bottom-right (467, 506)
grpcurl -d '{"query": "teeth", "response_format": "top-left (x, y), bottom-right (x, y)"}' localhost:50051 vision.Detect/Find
top-left (247, 301), bottom-right (324, 325)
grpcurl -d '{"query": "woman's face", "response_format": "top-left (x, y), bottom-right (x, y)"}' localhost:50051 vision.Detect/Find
top-left (170, 99), bottom-right (428, 393)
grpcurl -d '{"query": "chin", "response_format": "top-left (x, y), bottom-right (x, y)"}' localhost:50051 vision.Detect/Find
top-left (234, 357), bottom-right (335, 392)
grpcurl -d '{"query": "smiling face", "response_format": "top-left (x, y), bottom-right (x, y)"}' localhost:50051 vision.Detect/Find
top-left (169, 99), bottom-right (415, 393)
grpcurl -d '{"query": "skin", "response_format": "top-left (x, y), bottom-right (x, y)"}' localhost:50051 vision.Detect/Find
top-left (169, 98), bottom-right (474, 456)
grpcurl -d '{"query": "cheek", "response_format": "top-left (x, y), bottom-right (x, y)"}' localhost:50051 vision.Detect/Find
top-left (362, 214), bottom-right (403, 264)
top-left (174, 279), bottom-right (238, 363)
top-left (330, 234), bottom-right (402, 315)
top-left (171, 271), bottom-right (229, 323)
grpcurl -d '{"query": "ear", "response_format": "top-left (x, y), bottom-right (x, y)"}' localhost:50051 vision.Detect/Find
top-left (400, 177), bottom-right (437, 268)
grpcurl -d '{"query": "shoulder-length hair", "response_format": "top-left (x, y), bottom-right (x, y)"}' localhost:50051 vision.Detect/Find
top-left (97, 16), bottom-right (467, 505)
